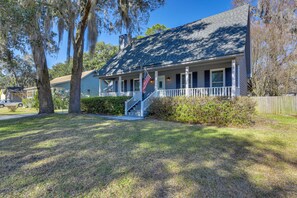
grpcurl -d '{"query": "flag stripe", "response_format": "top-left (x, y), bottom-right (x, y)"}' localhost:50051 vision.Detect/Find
top-left (142, 70), bottom-right (151, 92)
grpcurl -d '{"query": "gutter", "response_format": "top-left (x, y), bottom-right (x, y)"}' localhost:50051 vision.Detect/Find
top-left (97, 53), bottom-right (244, 78)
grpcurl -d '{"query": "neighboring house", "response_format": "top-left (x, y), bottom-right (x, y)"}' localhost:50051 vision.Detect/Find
top-left (24, 87), bottom-right (38, 99)
top-left (0, 89), bottom-right (5, 100)
top-left (1, 87), bottom-right (24, 102)
top-left (98, 5), bottom-right (251, 117)
top-left (24, 70), bottom-right (103, 98)
top-left (50, 70), bottom-right (100, 97)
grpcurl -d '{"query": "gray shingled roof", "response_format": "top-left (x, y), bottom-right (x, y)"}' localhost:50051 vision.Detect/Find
top-left (100, 5), bottom-right (249, 76)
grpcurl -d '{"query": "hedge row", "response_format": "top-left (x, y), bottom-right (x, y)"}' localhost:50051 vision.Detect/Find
top-left (81, 96), bottom-right (131, 115)
top-left (148, 97), bottom-right (256, 126)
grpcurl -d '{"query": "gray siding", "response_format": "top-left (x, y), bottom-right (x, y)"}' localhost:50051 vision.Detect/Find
top-left (81, 74), bottom-right (99, 96)
top-left (52, 73), bottom-right (99, 97)
top-left (236, 55), bottom-right (248, 96)
top-left (52, 82), bottom-right (70, 91)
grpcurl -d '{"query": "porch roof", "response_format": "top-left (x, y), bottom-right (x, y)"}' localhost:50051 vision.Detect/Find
top-left (99, 5), bottom-right (249, 77)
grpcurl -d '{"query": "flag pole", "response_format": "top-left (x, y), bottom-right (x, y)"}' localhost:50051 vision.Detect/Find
top-left (142, 68), bottom-right (145, 100)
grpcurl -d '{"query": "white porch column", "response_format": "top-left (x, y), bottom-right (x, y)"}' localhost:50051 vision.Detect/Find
top-left (237, 64), bottom-right (240, 96)
top-left (99, 78), bottom-right (103, 96)
top-left (154, 71), bottom-right (158, 91)
top-left (118, 76), bottom-right (122, 96)
top-left (231, 59), bottom-right (236, 97)
top-left (185, 66), bottom-right (190, 96)
top-left (139, 72), bottom-right (143, 117)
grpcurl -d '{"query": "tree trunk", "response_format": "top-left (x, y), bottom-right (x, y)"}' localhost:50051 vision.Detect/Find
top-left (68, 38), bottom-right (84, 113)
top-left (30, 30), bottom-right (54, 114)
top-left (68, 0), bottom-right (92, 113)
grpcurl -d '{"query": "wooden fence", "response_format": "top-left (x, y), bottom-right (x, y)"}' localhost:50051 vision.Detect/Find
top-left (251, 96), bottom-right (297, 114)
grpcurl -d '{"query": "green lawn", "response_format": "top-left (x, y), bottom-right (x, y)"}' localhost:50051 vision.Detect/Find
top-left (0, 114), bottom-right (296, 197)
top-left (0, 107), bottom-right (37, 115)
top-left (0, 108), bottom-right (68, 115)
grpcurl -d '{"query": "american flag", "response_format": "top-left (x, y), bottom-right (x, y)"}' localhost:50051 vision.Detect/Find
top-left (142, 69), bottom-right (152, 93)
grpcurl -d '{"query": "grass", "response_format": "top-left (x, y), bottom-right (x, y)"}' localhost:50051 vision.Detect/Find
top-left (0, 108), bottom-right (68, 116)
top-left (0, 107), bottom-right (37, 115)
top-left (0, 114), bottom-right (296, 197)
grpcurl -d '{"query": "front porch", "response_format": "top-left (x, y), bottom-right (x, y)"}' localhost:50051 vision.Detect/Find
top-left (99, 87), bottom-right (236, 98)
top-left (98, 58), bottom-right (245, 117)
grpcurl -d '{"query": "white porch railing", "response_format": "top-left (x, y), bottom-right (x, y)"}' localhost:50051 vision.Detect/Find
top-left (141, 91), bottom-right (157, 117)
top-left (158, 87), bottom-right (233, 97)
top-left (158, 89), bottom-right (186, 97)
top-left (99, 92), bottom-right (117, 97)
top-left (99, 91), bottom-right (134, 97)
top-left (190, 87), bottom-right (232, 97)
top-left (125, 91), bottom-right (142, 115)
top-left (101, 87), bottom-right (236, 98)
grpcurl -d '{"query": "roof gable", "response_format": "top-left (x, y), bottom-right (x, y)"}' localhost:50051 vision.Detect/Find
top-left (50, 70), bottom-right (95, 85)
top-left (100, 5), bottom-right (249, 76)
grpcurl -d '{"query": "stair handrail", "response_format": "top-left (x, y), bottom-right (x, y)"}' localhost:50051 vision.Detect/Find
top-left (140, 90), bottom-right (158, 117)
top-left (125, 91), bottom-right (141, 115)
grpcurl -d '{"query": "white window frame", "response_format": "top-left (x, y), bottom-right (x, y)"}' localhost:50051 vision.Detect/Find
top-left (180, 72), bottom-right (193, 88)
top-left (133, 78), bottom-right (140, 91)
top-left (210, 68), bottom-right (225, 88)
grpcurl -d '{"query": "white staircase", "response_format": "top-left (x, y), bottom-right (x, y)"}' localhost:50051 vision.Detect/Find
top-left (125, 91), bottom-right (158, 117)
top-left (127, 102), bottom-right (142, 117)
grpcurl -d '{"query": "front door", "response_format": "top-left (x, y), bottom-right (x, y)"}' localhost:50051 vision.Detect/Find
top-left (158, 76), bottom-right (166, 90)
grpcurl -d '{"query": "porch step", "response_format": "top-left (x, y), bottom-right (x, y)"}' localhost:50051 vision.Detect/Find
top-left (128, 102), bottom-right (142, 117)
top-left (128, 111), bottom-right (141, 117)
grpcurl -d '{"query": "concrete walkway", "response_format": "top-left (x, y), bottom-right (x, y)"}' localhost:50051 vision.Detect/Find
top-left (94, 115), bottom-right (144, 121)
top-left (0, 114), bottom-right (37, 121)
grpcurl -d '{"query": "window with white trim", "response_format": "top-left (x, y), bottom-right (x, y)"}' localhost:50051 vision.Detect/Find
top-left (211, 69), bottom-right (224, 87)
top-left (180, 73), bottom-right (193, 88)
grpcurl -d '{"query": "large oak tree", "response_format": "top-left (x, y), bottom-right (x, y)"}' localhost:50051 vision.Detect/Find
top-left (49, 0), bottom-right (165, 113)
top-left (0, 0), bottom-right (55, 113)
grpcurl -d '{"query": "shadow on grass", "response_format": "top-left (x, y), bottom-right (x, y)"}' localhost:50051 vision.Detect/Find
top-left (0, 115), bottom-right (296, 197)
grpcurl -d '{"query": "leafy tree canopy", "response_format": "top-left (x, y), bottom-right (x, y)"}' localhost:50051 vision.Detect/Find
top-left (83, 42), bottom-right (118, 71)
top-left (145, 24), bottom-right (169, 36)
top-left (49, 42), bottom-right (118, 79)
top-left (0, 54), bottom-right (36, 88)
top-left (137, 24), bottom-right (168, 39)
top-left (49, 61), bottom-right (72, 80)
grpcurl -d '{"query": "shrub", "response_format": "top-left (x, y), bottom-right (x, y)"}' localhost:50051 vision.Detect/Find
top-left (23, 91), bottom-right (69, 110)
top-left (81, 96), bottom-right (131, 115)
top-left (7, 106), bottom-right (17, 112)
top-left (22, 94), bottom-right (39, 109)
top-left (148, 97), bottom-right (256, 126)
top-left (22, 98), bottom-right (35, 108)
top-left (22, 98), bottom-right (32, 108)
top-left (53, 92), bottom-right (69, 110)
